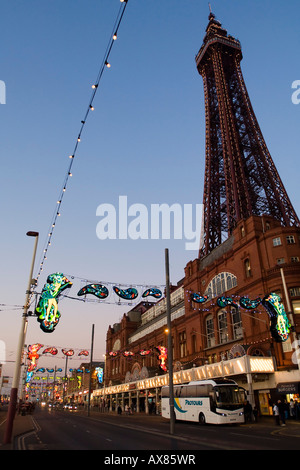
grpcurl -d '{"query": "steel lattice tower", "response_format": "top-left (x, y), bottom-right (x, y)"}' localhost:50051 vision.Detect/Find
top-left (196, 12), bottom-right (299, 258)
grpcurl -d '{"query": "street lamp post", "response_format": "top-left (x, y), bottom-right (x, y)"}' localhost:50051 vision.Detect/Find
top-left (4, 231), bottom-right (39, 444)
top-left (165, 248), bottom-right (175, 435)
top-left (87, 323), bottom-right (95, 416)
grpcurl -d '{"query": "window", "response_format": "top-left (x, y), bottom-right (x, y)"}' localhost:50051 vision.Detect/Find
top-left (273, 237), bottom-right (281, 247)
top-left (277, 258), bottom-right (285, 265)
top-left (218, 310), bottom-right (228, 344)
top-left (290, 287), bottom-right (300, 297)
top-left (205, 272), bottom-right (237, 299)
top-left (291, 257), bottom-right (299, 263)
top-left (191, 334), bottom-right (197, 354)
top-left (179, 331), bottom-right (187, 358)
top-left (231, 307), bottom-right (243, 339)
top-left (206, 315), bottom-right (215, 348)
top-left (292, 300), bottom-right (300, 314)
top-left (286, 235), bottom-right (295, 245)
top-left (244, 258), bottom-right (251, 277)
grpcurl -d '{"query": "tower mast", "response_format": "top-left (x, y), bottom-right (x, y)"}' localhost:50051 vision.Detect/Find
top-left (196, 13), bottom-right (299, 258)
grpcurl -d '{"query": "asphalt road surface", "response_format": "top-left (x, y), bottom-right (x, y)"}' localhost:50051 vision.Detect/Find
top-left (14, 407), bottom-right (300, 452)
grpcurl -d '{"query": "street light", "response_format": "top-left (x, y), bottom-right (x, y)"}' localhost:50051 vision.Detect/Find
top-left (4, 231), bottom-right (39, 444)
top-left (165, 248), bottom-right (175, 435)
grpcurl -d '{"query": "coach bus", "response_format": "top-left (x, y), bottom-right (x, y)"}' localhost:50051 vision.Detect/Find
top-left (161, 378), bottom-right (246, 425)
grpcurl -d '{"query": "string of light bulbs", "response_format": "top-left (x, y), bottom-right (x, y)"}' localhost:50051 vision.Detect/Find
top-left (33, 0), bottom-right (129, 289)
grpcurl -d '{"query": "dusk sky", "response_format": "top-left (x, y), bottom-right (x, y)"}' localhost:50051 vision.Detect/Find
top-left (0, 0), bottom-right (299, 387)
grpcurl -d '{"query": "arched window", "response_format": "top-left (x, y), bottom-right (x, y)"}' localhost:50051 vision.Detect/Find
top-left (231, 307), bottom-right (243, 339)
top-left (206, 315), bottom-right (215, 348)
top-left (244, 258), bottom-right (251, 278)
top-left (205, 272), bottom-right (237, 299)
top-left (218, 310), bottom-right (228, 344)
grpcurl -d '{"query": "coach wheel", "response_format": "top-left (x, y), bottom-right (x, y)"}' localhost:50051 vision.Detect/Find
top-left (199, 413), bottom-right (206, 425)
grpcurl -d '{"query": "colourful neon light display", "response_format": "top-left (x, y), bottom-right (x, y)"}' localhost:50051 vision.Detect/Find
top-left (142, 288), bottom-right (162, 299)
top-left (191, 293), bottom-right (209, 303)
top-left (77, 283), bottom-right (109, 299)
top-left (62, 349), bottom-right (74, 356)
top-left (95, 367), bottom-right (103, 383)
top-left (156, 346), bottom-right (168, 372)
top-left (217, 296), bottom-right (239, 309)
top-left (27, 344), bottom-right (43, 372)
top-left (78, 350), bottom-right (89, 356)
top-left (262, 293), bottom-right (291, 342)
top-left (43, 347), bottom-right (58, 355)
top-left (239, 296), bottom-right (262, 309)
top-left (35, 272), bottom-right (72, 333)
top-left (113, 286), bottom-right (138, 300)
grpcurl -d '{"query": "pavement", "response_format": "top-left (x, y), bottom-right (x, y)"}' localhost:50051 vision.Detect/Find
top-left (0, 409), bottom-right (36, 450)
top-left (1, 406), bottom-right (300, 450)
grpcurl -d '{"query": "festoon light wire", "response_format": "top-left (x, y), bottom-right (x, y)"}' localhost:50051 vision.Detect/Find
top-left (33, 0), bottom-right (129, 292)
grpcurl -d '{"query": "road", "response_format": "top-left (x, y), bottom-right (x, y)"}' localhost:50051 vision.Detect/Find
top-left (13, 407), bottom-right (300, 453)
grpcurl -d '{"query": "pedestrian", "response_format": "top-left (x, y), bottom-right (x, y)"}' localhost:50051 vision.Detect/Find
top-left (290, 399), bottom-right (295, 419)
top-left (277, 400), bottom-right (286, 426)
top-left (244, 400), bottom-right (253, 423)
top-left (253, 406), bottom-right (259, 422)
top-left (273, 402), bottom-right (280, 426)
top-left (296, 401), bottom-right (300, 420)
top-left (283, 400), bottom-right (289, 421)
top-left (117, 405), bottom-right (122, 415)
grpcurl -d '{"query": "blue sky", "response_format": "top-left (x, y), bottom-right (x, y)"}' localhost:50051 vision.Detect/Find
top-left (0, 0), bottom-right (299, 384)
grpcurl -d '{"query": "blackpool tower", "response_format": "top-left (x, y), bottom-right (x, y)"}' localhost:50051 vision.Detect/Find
top-left (195, 11), bottom-right (299, 259)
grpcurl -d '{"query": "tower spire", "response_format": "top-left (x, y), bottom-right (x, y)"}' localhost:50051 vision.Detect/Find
top-left (208, 3), bottom-right (215, 20)
top-left (195, 17), bottom-right (299, 258)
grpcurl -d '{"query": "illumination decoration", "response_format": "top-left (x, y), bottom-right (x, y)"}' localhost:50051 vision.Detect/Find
top-left (95, 367), bottom-right (103, 384)
top-left (261, 293), bottom-right (291, 342)
top-left (77, 284), bottom-right (109, 299)
top-left (37, 368), bottom-right (45, 373)
top-left (26, 371), bottom-right (34, 384)
top-left (62, 349), bottom-right (74, 356)
top-left (122, 351), bottom-right (134, 357)
top-left (217, 296), bottom-right (239, 309)
top-left (239, 296), bottom-right (262, 310)
top-left (27, 344), bottom-right (43, 372)
top-left (191, 293), bottom-right (209, 303)
top-left (43, 347), bottom-right (58, 355)
top-left (35, 273), bottom-right (72, 333)
top-left (142, 288), bottom-right (162, 299)
top-left (113, 286), bottom-right (138, 300)
top-left (109, 351), bottom-right (118, 357)
top-left (156, 346), bottom-right (168, 372)
top-left (139, 349), bottom-right (152, 356)
top-left (26, 343), bottom-right (43, 388)
top-left (78, 350), bottom-right (89, 357)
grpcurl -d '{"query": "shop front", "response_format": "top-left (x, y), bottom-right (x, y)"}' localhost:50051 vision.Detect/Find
top-left (92, 355), bottom-right (279, 415)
